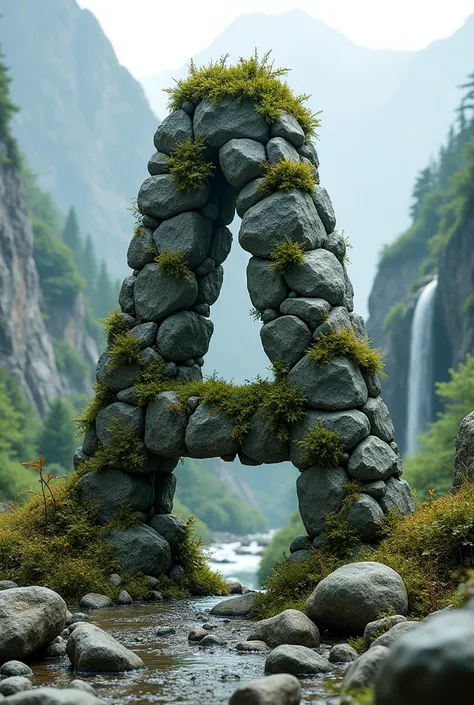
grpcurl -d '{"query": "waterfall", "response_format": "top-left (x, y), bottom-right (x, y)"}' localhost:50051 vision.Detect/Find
top-left (406, 278), bottom-right (438, 456)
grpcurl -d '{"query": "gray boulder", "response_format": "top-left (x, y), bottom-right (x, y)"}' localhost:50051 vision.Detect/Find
top-left (348, 436), bottom-right (399, 482)
top-left (95, 402), bottom-right (144, 448)
top-left (118, 276), bottom-right (135, 315)
top-left (0, 587), bottom-right (67, 663)
top-left (229, 674), bottom-right (301, 705)
top-left (289, 535), bottom-right (311, 553)
top-left (379, 477), bottom-right (415, 516)
top-left (364, 615), bottom-right (407, 648)
top-left (116, 590), bottom-right (133, 606)
top-left (279, 297), bottom-right (330, 330)
top-left (77, 469), bottom-right (154, 523)
top-left (362, 480), bottom-right (387, 498)
top-left (137, 175), bottom-right (208, 220)
top-left (312, 306), bottom-right (351, 340)
top-left (343, 645), bottom-right (389, 691)
top-left (265, 644), bottom-right (331, 676)
top-left (346, 494), bottom-right (385, 541)
top-left (247, 257), bottom-right (288, 310)
top-left (370, 620), bottom-right (419, 649)
top-left (96, 351), bottom-right (141, 394)
top-left (453, 411), bottom-right (474, 489)
top-left (208, 226), bottom-right (233, 265)
top-left (127, 228), bottom-right (155, 270)
top-left (194, 97), bottom-right (269, 148)
top-left (148, 151), bottom-right (169, 176)
top-left (239, 191), bottom-right (324, 258)
top-left (66, 623), bottom-right (144, 673)
top-left (284, 249), bottom-right (345, 304)
top-left (153, 110), bottom-right (193, 154)
top-left (194, 257), bottom-right (215, 276)
top-left (312, 185), bottom-right (336, 234)
top-left (291, 409), bottom-right (371, 470)
top-left (175, 365), bottom-right (202, 383)
top-left (79, 594), bottom-right (112, 610)
top-left (266, 137), bottom-right (300, 164)
top-left (69, 681), bottom-right (99, 695)
top-left (247, 609), bottom-right (319, 648)
top-left (185, 403), bottom-right (239, 457)
top-left (240, 414), bottom-right (289, 464)
top-left (154, 211), bottom-right (212, 267)
top-left (210, 592), bottom-right (256, 617)
top-left (361, 397), bottom-right (395, 443)
top-left (154, 472), bottom-right (177, 514)
top-left (219, 138), bottom-right (266, 190)
top-left (271, 113), bottom-right (305, 147)
top-left (305, 562), bottom-right (408, 634)
top-left (0, 581), bottom-right (19, 591)
top-left (107, 525), bottom-right (172, 577)
top-left (374, 611), bottom-right (474, 705)
top-left (260, 315), bottom-right (311, 368)
top-left (235, 641), bottom-right (269, 652)
top-left (129, 322), bottom-right (157, 348)
top-left (0, 677), bottom-right (32, 696)
top-left (145, 391), bottom-right (187, 457)
top-left (149, 514), bottom-right (187, 551)
top-left (296, 466), bottom-right (349, 537)
top-left (236, 178), bottom-right (265, 217)
top-left (1, 688), bottom-right (106, 704)
top-left (288, 355), bottom-right (368, 411)
top-left (156, 311), bottom-right (213, 361)
top-left (350, 312), bottom-right (367, 340)
top-left (0, 662), bottom-right (33, 678)
top-left (324, 230), bottom-right (346, 263)
top-left (329, 643), bottom-right (358, 663)
top-left (196, 265), bottom-right (224, 305)
top-left (298, 141), bottom-right (319, 166)
top-left (134, 263), bottom-right (198, 322)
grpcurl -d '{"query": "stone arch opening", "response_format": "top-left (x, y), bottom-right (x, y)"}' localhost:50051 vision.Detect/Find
top-left (77, 76), bottom-right (414, 579)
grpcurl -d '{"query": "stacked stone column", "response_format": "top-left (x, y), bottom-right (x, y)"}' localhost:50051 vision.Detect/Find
top-left (76, 96), bottom-right (415, 579)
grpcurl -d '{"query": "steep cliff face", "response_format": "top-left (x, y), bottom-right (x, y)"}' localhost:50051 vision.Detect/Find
top-left (0, 142), bottom-right (62, 414)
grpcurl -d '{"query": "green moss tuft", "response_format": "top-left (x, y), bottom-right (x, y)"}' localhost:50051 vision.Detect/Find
top-left (298, 422), bottom-right (342, 468)
top-left (75, 381), bottom-right (115, 434)
top-left (320, 510), bottom-right (359, 559)
top-left (79, 418), bottom-right (145, 475)
top-left (101, 309), bottom-right (130, 339)
top-left (156, 250), bottom-right (191, 280)
top-left (307, 327), bottom-right (385, 376)
top-left (261, 159), bottom-right (316, 196)
top-left (167, 138), bottom-right (215, 191)
top-left (269, 238), bottom-right (305, 274)
top-left (107, 332), bottom-right (143, 369)
top-left (165, 51), bottom-right (320, 140)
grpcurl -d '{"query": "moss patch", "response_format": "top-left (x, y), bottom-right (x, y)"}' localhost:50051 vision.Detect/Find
top-left (75, 381), bottom-right (115, 434)
top-left (101, 309), bottom-right (130, 339)
top-left (167, 138), bottom-right (215, 192)
top-left (108, 332), bottom-right (143, 369)
top-left (298, 422), bottom-right (342, 468)
top-left (307, 327), bottom-right (385, 376)
top-left (261, 159), bottom-right (316, 196)
top-left (269, 238), bottom-right (305, 274)
top-left (165, 51), bottom-right (320, 140)
top-left (155, 251), bottom-right (191, 280)
top-left (79, 418), bottom-right (145, 475)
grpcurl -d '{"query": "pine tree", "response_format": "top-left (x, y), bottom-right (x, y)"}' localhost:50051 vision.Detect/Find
top-left (410, 164), bottom-right (437, 221)
top-left (61, 207), bottom-right (82, 259)
top-left (37, 399), bottom-right (76, 471)
top-left (0, 44), bottom-right (19, 161)
top-left (93, 260), bottom-right (115, 319)
top-left (80, 234), bottom-right (98, 289)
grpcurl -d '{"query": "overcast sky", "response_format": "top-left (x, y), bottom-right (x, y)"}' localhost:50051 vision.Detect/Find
top-left (77, 0), bottom-right (474, 79)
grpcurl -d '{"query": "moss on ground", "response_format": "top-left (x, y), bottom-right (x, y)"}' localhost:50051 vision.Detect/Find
top-left (307, 327), bottom-right (385, 376)
top-left (261, 159), bottom-right (317, 195)
top-left (255, 483), bottom-right (474, 620)
top-left (165, 51), bottom-right (320, 139)
top-left (155, 250), bottom-right (191, 280)
top-left (269, 238), bottom-right (305, 274)
top-left (167, 138), bottom-right (215, 191)
top-left (0, 474), bottom-right (228, 603)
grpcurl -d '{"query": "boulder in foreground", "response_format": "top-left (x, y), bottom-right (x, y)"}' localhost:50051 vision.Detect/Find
top-left (229, 673), bottom-right (301, 705)
top-left (210, 592), bottom-right (257, 618)
top-left (247, 609), bottom-right (319, 648)
top-left (66, 623), bottom-right (144, 673)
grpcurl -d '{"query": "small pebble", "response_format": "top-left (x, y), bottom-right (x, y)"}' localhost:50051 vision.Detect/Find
top-left (0, 662), bottom-right (33, 679)
top-left (147, 590), bottom-right (163, 602)
top-left (116, 589), bottom-right (133, 605)
top-left (188, 628), bottom-right (209, 642)
top-left (200, 634), bottom-right (225, 647)
top-left (69, 680), bottom-right (98, 695)
top-left (69, 613), bottom-right (89, 623)
top-left (156, 627), bottom-right (176, 637)
top-left (202, 623), bottom-right (218, 630)
top-left (108, 573), bottom-right (122, 587)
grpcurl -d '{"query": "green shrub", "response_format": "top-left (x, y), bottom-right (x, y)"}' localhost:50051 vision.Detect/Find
top-left (165, 51), bottom-right (320, 140)
top-left (167, 138), bottom-right (215, 191)
top-left (75, 381), bottom-right (115, 434)
top-left (383, 300), bottom-right (406, 338)
top-left (269, 239), bottom-right (305, 273)
top-left (298, 422), bottom-right (342, 468)
top-left (307, 327), bottom-right (385, 376)
top-left (156, 251), bottom-right (191, 280)
top-left (261, 159), bottom-right (316, 196)
top-left (107, 332), bottom-right (143, 369)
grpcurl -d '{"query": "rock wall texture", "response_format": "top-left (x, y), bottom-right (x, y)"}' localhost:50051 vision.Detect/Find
top-left (78, 100), bottom-right (415, 575)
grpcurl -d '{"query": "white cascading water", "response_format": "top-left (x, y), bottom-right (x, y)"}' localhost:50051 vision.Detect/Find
top-left (406, 277), bottom-right (438, 456)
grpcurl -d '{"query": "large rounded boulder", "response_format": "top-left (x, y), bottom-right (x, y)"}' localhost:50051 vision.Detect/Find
top-left (305, 562), bottom-right (408, 634)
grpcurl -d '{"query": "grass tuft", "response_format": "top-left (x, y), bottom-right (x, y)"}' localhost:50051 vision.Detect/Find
top-left (75, 381), bottom-right (115, 434)
top-left (261, 159), bottom-right (316, 196)
top-left (156, 251), bottom-right (191, 280)
top-left (107, 332), bottom-right (143, 369)
top-left (167, 138), bottom-right (215, 191)
top-left (269, 239), bottom-right (305, 274)
top-left (307, 327), bottom-right (385, 376)
top-left (298, 422), bottom-right (342, 468)
top-left (165, 51), bottom-right (320, 140)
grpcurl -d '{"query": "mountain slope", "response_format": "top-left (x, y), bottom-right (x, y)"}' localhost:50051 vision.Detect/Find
top-left (0, 0), bottom-right (157, 274)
